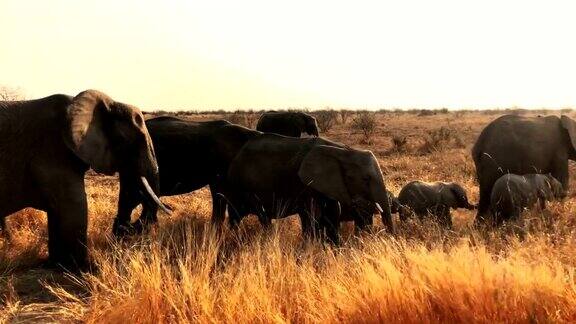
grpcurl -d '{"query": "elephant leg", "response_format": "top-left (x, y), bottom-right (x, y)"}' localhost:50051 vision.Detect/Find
top-left (227, 205), bottom-right (240, 230)
top-left (113, 173), bottom-right (144, 236)
top-left (475, 176), bottom-right (496, 225)
top-left (45, 180), bottom-right (90, 272)
top-left (209, 184), bottom-right (227, 229)
top-left (228, 210), bottom-right (241, 230)
top-left (259, 216), bottom-right (273, 230)
top-left (299, 213), bottom-right (316, 239)
top-left (32, 164), bottom-right (90, 272)
top-left (551, 159), bottom-right (569, 192)
top-left (320, 199), bottom-right (340, 245)
top-left (226, 194), bottom-right (246, 231)
top-left (439, 206), bottom-right (452, 229)
top-left (399, 207), bottom-right (409, 222)
top-left (299, 199), bottom-right (320, 240)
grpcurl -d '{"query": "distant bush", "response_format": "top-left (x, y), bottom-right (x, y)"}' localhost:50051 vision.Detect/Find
top-left (390, 135), bottom-right (408, 153)
top-left (175, 110), bottom-right (199, 116)
top-left (417, 108), bottom-right (449, 117)
top-left (340, 110), bottom-right (353, 124)
top-left (419, 127), bottom-right (465, 154)
top-left (314, 110), bottom-right (339, 132)
top-left (417, 109), bottom-right (436, 117)
top-left (351, 112), bottom-right (377, 144)
top-left (150, 110), bottom-right (172, 116)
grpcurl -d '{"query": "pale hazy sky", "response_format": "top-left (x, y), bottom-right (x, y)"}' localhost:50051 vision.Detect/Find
top-left (1, 0), bottom-right (575, 110)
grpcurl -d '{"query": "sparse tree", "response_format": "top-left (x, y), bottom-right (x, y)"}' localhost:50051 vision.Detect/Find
top-left (314, 109), bottom-right (338, 132)
top-left (351, 112), bottom-right (377, 144)
top-left (340, 110), bottom-right (352, 124)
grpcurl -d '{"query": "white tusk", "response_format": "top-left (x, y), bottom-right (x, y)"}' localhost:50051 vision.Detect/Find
top-left (140, 177), bottom-right (171, 214)
top-left (375, 202), bottom-right (384, 213)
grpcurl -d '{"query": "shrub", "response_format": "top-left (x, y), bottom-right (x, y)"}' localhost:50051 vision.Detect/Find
top-left (417, 109), bottom-right (436, 117)
top-left (314, 110), bottom-right (339, 132)
top-left (340, 110), bottom-right (353, 124)
top-left (391, 135), bottom-right (408, 153)
top-left (419, 126), bottom-right (465, 154)
top-left (351, 112), bottom-right (377, 144)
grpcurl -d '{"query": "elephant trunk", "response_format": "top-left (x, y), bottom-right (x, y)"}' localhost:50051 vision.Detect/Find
top-left (309, 126), bottom-right (319, 137)
top-left (376, 189), bottom-right (395, 234)
top-left (139, 135), bottom-right (171, 215)
top-left (122, 133), bottom-right (171, 216)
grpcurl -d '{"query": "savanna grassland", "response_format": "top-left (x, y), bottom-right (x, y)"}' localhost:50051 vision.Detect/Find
top-left (2, 109), bottom-right (576, 323)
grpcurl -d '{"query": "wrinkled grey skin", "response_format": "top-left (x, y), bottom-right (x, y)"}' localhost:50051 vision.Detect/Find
top-left (224, 134), bottom-right (394, 243)
top-left (113, 117), bottom-right (260, 236)
top-left (473, 114), bottom-right (576, 225)
top-left (256, 111), bottom-right (320, 137)
top-left (398, 181), bottom-right (474, 228)
top-left (490, 174), bottom-right (566, 223)
top-left (0, 90), bottom-right (163, 272)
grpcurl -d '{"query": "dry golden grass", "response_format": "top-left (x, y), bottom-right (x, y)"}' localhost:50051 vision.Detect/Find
top-left (2, 110), bottom-right (576, 323)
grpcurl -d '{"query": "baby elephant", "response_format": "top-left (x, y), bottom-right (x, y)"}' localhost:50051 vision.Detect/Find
top-left (398, 181), bottom-right (475, 228)
top-left (490, 173), bottom-right (565, 224)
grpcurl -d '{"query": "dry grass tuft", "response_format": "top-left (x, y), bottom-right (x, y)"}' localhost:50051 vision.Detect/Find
top-left (419, 126), bottom-right (465, 154)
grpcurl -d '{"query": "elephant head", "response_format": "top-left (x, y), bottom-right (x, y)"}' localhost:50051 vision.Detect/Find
top-left (560, 115), bottom-right (576, 159)
top-left (298, 145), bottom-right (394, 234)
top-left (545, 174), bottom-right (566, 200)
top-left (295, 112), bottom-right (319, 137)
top-left (64, 90), bottom-right (169, 213)
top-left (443, 183), bottom-right (475, 210)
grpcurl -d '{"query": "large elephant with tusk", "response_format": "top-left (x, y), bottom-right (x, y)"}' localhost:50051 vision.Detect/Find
top-left (112, 116), bottom-right (260, 236)
top-left (0, 90), bottom-right (167, 272)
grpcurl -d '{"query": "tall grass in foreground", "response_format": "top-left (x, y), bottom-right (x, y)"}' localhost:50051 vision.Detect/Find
top-left (3, 206), bottom-right (576, 323)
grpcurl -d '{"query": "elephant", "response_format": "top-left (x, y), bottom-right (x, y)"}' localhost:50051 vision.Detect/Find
top-left (0, 90), bottom-right (167, 271)
top-left (472, 114), bottom-right (576, 224)
top-left (256, 111), bottom-right (320, 137)
top-left (397, 181), bottom-right (474, 228)
top-left (490, 173), bottom-right (565, 223)
top-left (113, 116), bottom-right (261, 236)
top-left (224, 134), bottom-right (395, 243)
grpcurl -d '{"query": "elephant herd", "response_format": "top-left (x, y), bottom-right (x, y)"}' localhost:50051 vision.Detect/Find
top-left (0, 90), bottom-right (575, 272)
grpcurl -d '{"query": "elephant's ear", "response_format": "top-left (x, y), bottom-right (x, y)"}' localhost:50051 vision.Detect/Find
top-left (298, 145), bottom-right (351, 204)
top-left (64, 90), bottom-right (115, 175)
top-left (561, 115), bottom-right (576, 151)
